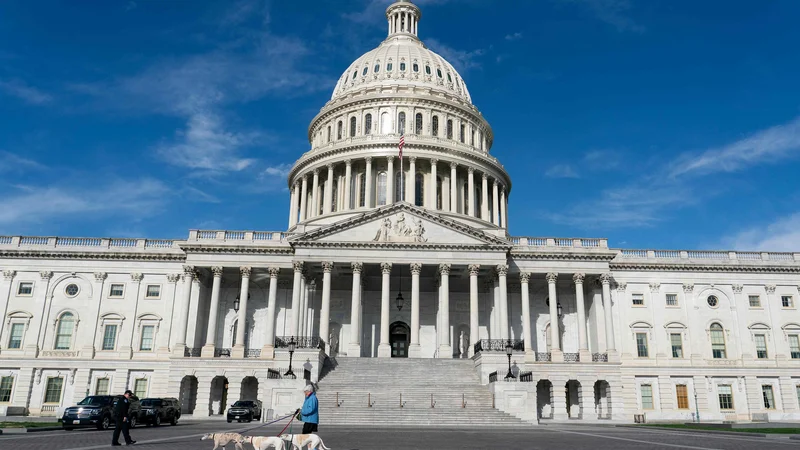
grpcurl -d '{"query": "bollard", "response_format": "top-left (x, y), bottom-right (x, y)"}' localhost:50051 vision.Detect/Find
top-left (400, 393), bottom-right (403, 408)
top-left (492, 393), bottom-right (495, 409)
top-left (431, 393), bottom-right (434, 408)
top-left (368, 392), bottom-right (372, 407)
top-left (336, 392), bottom-right (340, 407)
top-left (462, 393), bottom-right (466, 409)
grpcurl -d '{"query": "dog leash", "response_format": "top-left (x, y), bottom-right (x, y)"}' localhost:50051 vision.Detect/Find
top-left (276, 413), bottom-right (296, 436)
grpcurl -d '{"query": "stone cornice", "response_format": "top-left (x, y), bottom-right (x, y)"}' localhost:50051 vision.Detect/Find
top-left (178, 244), bottom-right (294, 255)
top-left (292, 241), bottom-right (509, 251)
top-left (610, 262), bottom-right (800, 273)
top-left (0, 249), bottom-right (185, 262)
top-left (510, 250), bottom-right (617, 262)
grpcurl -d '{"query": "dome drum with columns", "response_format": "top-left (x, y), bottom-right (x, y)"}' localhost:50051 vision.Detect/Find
top-left (287, 0), bottom-right (509, 235)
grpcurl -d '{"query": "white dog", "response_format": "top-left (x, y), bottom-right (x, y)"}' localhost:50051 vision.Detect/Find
top-left (201, 432), bottom-right (246, 450)
top-left (280, 433), bottom-right (331, 450)
top-left (240, 435), bottom-right (285, 450)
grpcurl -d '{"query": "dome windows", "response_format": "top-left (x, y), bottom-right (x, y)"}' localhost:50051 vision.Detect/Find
top-left (350, 117), bottom-right (357, 137)
top-left (413, 62), bottom-right (419, 72)
top-left (374, 63), bottom-right (380, 73)
top-left (380, 112), bottom-right (392, 134)
top-left (400, 62), bottom-right (406, 72)
top-left (415, 173), bottom-right (424, 207)
top-left (425, 65), bottom-right (431, 75)
top-left (398, 112), bottom-right (406, 134)
top-left (362, 67), bottom-right (369, 76)
top-left (365, 114), bottom-right (372, 135)
top-left (386, 61), bottom-right (393, 72)
top-left (447, 73), bottom-right (452, 83)
top-left (432, 116), bottom-right (439, 137)
top-left (415, 113), bottom-right (423, 134)
top-left (437, 68), bottom-right (443, 78)
top-left (446, 119), bottom-right (453, 139)
top-left (459, 123), bottom-right (465, 143)
top-left (352, 70), bottom-right (357, 80)
top-left (337, 121), bottom-right (343, 140)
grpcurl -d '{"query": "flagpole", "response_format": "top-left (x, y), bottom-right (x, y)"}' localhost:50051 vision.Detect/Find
top-left (399, 133), bottom-right (404, 202)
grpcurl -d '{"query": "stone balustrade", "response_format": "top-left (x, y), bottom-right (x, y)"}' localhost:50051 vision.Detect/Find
top-left (617, 249), bottom-right (800, 262)
top-left (188, 230), bottom-right (290, 242)
top-left (510, 237), bottom-right (609, 249)
top-left (0, 236), bottom-right (180, 251)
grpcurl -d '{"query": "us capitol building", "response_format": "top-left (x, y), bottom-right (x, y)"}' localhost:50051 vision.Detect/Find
top-left (1, 0), bottom-right (799, 425)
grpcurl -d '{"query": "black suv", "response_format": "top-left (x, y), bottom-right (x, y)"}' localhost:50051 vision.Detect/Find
top-left (61, 395), bottom-right (142, 430)
top-left (140, 397), bottom-right (181, 426)
top-left (226, 400), bottom-right (262, 423)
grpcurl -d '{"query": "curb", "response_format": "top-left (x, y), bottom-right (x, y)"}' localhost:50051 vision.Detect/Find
top-left (615, 425), bottom-right (767, 438)
top-left (0, 426), bottom-right (64, 434)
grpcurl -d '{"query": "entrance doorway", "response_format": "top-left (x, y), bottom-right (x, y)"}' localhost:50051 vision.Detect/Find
top-left (389, 321), bottom-right (410, 358)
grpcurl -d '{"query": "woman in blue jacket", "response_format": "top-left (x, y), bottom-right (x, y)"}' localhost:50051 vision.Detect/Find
top-left (299, 384), bottom-right (319, 433)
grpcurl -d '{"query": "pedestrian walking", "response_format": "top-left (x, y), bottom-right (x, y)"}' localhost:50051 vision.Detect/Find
top-left (298, 383), bottom-right (318, 434)
top-left (111, 390), bottom-right (136, 446)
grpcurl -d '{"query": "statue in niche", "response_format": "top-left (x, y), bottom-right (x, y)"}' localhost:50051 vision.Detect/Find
top-left (459, 331), bottom-right (468, 358)
top-left (372, 213), bottom-right (427, 243)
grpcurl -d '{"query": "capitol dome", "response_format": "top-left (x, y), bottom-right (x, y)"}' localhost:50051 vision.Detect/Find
top-left (287, 0), bottom-right (510, 236)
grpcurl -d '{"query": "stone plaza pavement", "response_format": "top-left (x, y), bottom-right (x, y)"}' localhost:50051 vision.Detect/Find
top-left (1, 420), bottom-right (798, 450)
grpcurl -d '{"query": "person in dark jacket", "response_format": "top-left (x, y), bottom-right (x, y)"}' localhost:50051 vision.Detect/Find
top-left (111, 390), bottom-right (136, 446)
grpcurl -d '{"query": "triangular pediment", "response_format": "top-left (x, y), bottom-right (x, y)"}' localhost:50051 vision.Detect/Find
top-left (290, 203), bottom-right (510, 247)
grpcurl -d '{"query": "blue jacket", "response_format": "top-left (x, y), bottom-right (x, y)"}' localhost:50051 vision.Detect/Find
top-left (300, 392), bottom-right (319, 424)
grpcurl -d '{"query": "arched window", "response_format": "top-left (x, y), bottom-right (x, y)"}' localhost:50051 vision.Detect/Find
top-left (352, 70), bottom-right (357, 80)
top-left (413, 62), bottom-right (419, 72)
top-left (349, 117), bottom-right (357, 137)
top-left (415, 113), bottom-right (423, 134)
top-left (432, 116), bottom-right (439, 136)
top-left (55, 312), bottom-right (75, 350)
top-left (436, 176), bottom-right (443, 210)
top-left (437, 68), bottom-right (443, 78)
top-left (386, 61), bottom-right (393, 72)
top-left (447, 73), bottom-right (452, 83)
top-left (362, 66), bottom-right (368, 76)
top-left (446, 119), bottom-right (453, 139)
top-left (380, 112), bottom-right (392, 134)
top-left (364, 114), bottom-right (372, 135)
top-left (398, 112), bottom-right (406, 134)
top-left (349, 173), bottom-right (357, 209)
top-left (374, 62), bottom-right (380, 73)
top-left (462, 182), bottom-right (469, 214)
top-left (377, 172), bottom-right (388, 206)
top-left (337, 121), bottom-right (343, 140)
top-left (415, 173), bottom-right (424, 207)
top-left (710, 323), bottom-right (726, 359)
top-left (359, 173), bottom-right (366, 207)
top-left (470, 128), bottom-right (475, 146)
top-left (425, 65), bottom-right (431, 75)
top-left (400, 61), bottom-right (406, 72)
top-left (395, 171), bottom-right (403, 202)
top-left (331, 178), bottom-right (339, 212)
top-left (327, 126), bottom-right (331, 143)
top-left (460, 123), bottom-right (465, 143)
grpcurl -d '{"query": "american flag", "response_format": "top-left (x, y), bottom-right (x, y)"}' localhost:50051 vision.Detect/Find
top-left (398, 132), bottom-right (405, 159)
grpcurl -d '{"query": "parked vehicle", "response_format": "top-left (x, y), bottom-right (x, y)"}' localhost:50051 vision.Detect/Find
top-left (61, 395), bottom-right (142, 430)
top-left (226, 400), bottom-right (262, 423)
top-left (140, 397), bottom-right (181, 426)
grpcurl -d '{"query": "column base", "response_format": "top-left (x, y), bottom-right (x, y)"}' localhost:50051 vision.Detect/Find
top-left (231, 345), bottom-right (245, 359)
top-left (550, 349), bottom-right (564, 362)
top-left (437, 345), bottom-right (452, 359)
top-left (201, 344), bottom-right (216, 358)
top-left (524, 350), bottom-right (536, 363)
top-left (377, 343), bottom-right (391, 358)
top-left (156, 347), bottom-right (171, 358)
top-left (260, 345), bottom-right (275, 360)
top-left (579, 349), bottom-right (592, 363)
top-left (171, 344), bottom-right (187, 358)
top-left (606, 350), bottom-right (620, 363)
top-left (408, 344), bottom-right (422, 358)
top-left (346, 344), bottom-right (361, 358)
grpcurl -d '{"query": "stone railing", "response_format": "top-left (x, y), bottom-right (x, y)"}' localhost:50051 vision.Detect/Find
top-left (510, 237), bottom-right (608, 249)
top-left (473, 339), bottom-right (524, 354)
top-left (535, 352), bottom-right (551, 362)
top-left (184, 347), bottom-right (202, 357)
top-left (0, 236), bottom-right (179, 251)
top-left (275, 336), bottom-right (325, 350)
top-left (189, 230), bottom-right (290, 243)
top-left (617, 249), bottom-right (799, 262)
top-left (245, 349), bottom-right (261, 358)
top-left (214, 348), bottom-right (231, 358)
top-left (40, 350), bottom-right (80, 358)
top-left (592, 353), bottom-right (609, 362)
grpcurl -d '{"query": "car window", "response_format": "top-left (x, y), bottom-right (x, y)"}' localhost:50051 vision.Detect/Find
top-left (78, 396), bottom-right (112, 405)
top-left (141, 399), bottom-right (161, 407)
top-left (232, 401), bottom-right (252, 407)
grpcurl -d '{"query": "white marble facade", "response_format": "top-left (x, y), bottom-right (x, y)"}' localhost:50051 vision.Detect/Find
top-left (1, 0), bottom-right (800, 424)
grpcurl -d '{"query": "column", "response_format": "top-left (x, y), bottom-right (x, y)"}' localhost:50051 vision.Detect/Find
top-left (299, 276), bottom-right (308, 337)
top-left (492, 180), bottom-right (500, 226)
top-left (260, 267), bottom-right (280, 359)
top-left (84, 272), bottom-right (105, 356)
top-left (317, 262), bottom-right (333, 356)
top-left (344, 160), bottom-right (352, 210)
top-left (573, 273), bottom-right (590, 361)
top-left (500, 188), bottom-right (507, 228)
top-left (232, 266), bottom-right (251, 358)
top-left (468, 265), bottom-right (480, 357)
top-left (438, 264), bottom-right (452, 358)
top-left (519, 273), bottom-right (534, 361)
top-left (324, 165), bottom-right (334, 214)
top-left (409, 263), bottom-right (422, 358)
top-left (290, 262), bottom-right (303, 337)
top-left (299, 175), bottom-right (308, 222)
top-left (365, 157), bottom-right (373, 208)
top-left (504, 190), bottom-right (509, 229)
top-left (497, 264), bottom-right (509, 340)
top-left (481, 174), bottom-right (489, 221)
top-left (378, 263), bottom-right (392, 357)
top-left (311, 169), bottom-right (320, 218)
top-left (600, 273), bottom-right (617, 355)
top-left (430, 159), bottom-right (438, 209)
top-left (547, 272), bottom-right (563, 362)
top-left (407, 157), bottom-right (416, 204)
top-left (492, 274), bottom-right (500, 340)
top-left (467, 167), bottom-right (475, 217)
top-left (202, 266), bottom-right (223, 358)
top-left (386, 156), bottom-right (394, 204)
top-left (172, 265), bottom-right (195, 355)
top-left (450, 162), bottom-right (458, 213)
top-left (348, 262), bottom-right (363, 357)
top-left (289, 183), bottom-right (298, 227)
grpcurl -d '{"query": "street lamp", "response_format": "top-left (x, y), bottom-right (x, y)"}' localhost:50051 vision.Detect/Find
top-left (557, 301), bottom-right (563, 318)
top-left (284, 337), bottom-right (297, 379)
top-left (694, 389), bottom-right (700, 423)
top-left (504, 340), bottom-right (516, 380)
top-left (233, 292), bottom-right (250, 313)
top-left (396, 291), bottom-right (405, 311)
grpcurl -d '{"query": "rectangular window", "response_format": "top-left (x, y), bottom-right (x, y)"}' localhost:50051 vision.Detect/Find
top-left (8, 323), bottom-right (24, 349)
top-left (145, 285), bottom-right (160, 298)
top-left (796, 385), bottom-right (800, 409)
top-left (632, 293), bottom-right (645, 306)
top-left (782, 296), bottom-right (794, 308)
top-left (133, 378), bottom-right (148, 398)
top-left (755, 334), bottom-right (768, 359)
top-left (636, 332), bottom-right (649, 358)
top-left (95, 378), bottom-right (110, 395)
top-left (109, 284), bottom-right (124, 298)
top-left (749, 295), bottom-right (761, 308)
top-left (139, 325), bottom-right (154, 351)
top-left (666, 293), bottom-right (678, 306)
top-left (17, 282), bottom-right (33, 296)
top-left (0, 376), bottom-right (13, 402)
top-left (711, 328), bottom-right (727, 359)
top-left (102, 325), bottom-right (117, 351)
top-left (640, 384), bottom-right (654, 410)
top-left (676, 385), bottom-right (689, 409)
top-left (789, 335), bottom-right (800, 359)
top-left (44, 377), bottom-right (63, 404)
top-left (718, 385), bottom-right (733, 410)
top-left (762, 385), bottom-right (775, 409)
top-left (670, 333), bottom-right (683, 358)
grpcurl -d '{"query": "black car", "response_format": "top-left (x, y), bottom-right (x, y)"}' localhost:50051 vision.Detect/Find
top-left (61, 395), bottom-right (142, 430)
top-left (140, 397), bottom-right (181, 426)
top-left (226, 400), bottom-right (262, 423)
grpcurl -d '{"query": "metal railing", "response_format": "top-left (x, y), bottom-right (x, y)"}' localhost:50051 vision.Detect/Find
top-left (245, 349), bottom-right (261, 358)
top-left (215, 348), bottom-right (231, 357)
top-left (274, 336), bottom-right (325, 350)
top-left (473, 339), bottom-right (524, 354)
top-left (536, 352), bottom-right (551, 362)
top-left (563, 352), bottom-right (580, 362)
top-left (267, 369), bottom-right (281, 379)
top-left (488, 371), bottom-right (498, 383)
top-left (592, 353), bottom-right (609, 362)
top-left (184, 347), bottom-right (201, 357)
top-left (519, 371), bottom-right (533, 382)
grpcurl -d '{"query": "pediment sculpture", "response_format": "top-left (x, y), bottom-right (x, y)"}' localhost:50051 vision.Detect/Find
top-left (373, 213), bottom-right (428, 243)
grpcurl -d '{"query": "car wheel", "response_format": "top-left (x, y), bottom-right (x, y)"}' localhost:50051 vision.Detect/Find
top-left (154, 415), bottom-right (161, 427)
top-left (98, 416), bottom-right (111, 430)
top-left (227, 419), bottom-right (232, 423)
top-left (64, 427), bottom-right (74, 431)
top-left (170, 416), bottom-right (177, 426)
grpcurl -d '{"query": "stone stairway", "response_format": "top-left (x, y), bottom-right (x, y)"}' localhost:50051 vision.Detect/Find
top-left (315, 358), bottom-right (530, 427)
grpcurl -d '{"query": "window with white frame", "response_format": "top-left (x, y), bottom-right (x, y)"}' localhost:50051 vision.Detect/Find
top-left (139, 325), bottom-right (155, 351)
top-left (640, 384), bottom-right (654, 410)
top-left (145, 285), bottom-right (160, 299)
top-left (0, 376), bottom-right (13, 402)
top-left (44, 377), bottom-right (63, 404)
top-left (755, 334), bottom-right (768, 359)
top-left (718, 384), bottom-right (733, 410)
top-left (54, 313), bottom-right (75, 350)
top-left (782, 296), bottom-right (794, 308)
top-left (133, 378), bottom-right (148, 398)
top-left (762, 385), bottom-right (775, 409)
top-left (632, 293), bottom-right (645, 306)
top-left (95, 378), bottom-right (110, 395)
top-left (666, 293), bottom-right (678, 306)
top-left (710, 323), bottom-right (726, 359)
top-left (670, 333), bottom-right (683, 358)
top-left (789, 335), bottom-right (800, 359)
top-left (636, 332), bottom-right (649, 357)
top-left (109, 284), bottom-right (124, 298)
top-left (8, 323), bottom-right (24, 349)
top-left (749, 295), bottom-right (761, 308)
top-left (102, 324), bottom-right (117, 351)
top-left (17, 282), bottom-right (33, 296)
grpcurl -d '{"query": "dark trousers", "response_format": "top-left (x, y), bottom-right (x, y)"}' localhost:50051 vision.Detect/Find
top-left (301, 422), bottom-right (318, 434)
top-left (112, 419), bottom-right (132, 444)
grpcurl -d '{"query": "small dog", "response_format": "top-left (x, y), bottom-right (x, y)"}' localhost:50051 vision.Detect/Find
top-left (201, 432), bottom-right (246, 450)
top-left (240, 435), bottom-right (285, 450)
top-left (280, 433), bottom-right (331, 450)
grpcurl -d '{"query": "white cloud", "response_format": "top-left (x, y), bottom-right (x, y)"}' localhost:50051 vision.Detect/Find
top-left (583, 149), bottom-right (621, 170)
top-left (719, 212), bottom-right (800, 252)
top-left (0, 151), bottom-right (46, 172)
top-left (505, 32), bottom-right (523, 41)
top-left (670, 116), bottom-right (800, 178)
top-left (425, 39), bottom-right (485, 72)
top-left (0, 79), bottom-right (52, 105)
top-left (559, 0), bottom-right (645, 33)
top-left (545, 164), bottom-right (580, 179)
top-left (263, 164), bottom-right (292, 178)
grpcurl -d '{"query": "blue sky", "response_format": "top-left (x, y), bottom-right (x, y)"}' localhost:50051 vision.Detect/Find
top-left (1, 0), bottom-right (800, 251)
